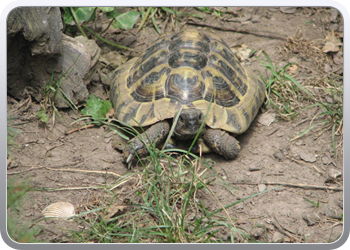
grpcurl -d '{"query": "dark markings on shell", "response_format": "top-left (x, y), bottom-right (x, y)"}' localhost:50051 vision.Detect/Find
top-left (251, 105), bottom-right (257, 119)
top-left (130, 90), bottom-right (152, 102)
top-left (131, 51), bottom-right (168, 86)
top-left (131, 67), bottom-right (170, 102)
top-left (255, 95), bottom-right (261, 111)
top-left (196, 41), bottom-right (210, 54)
top-left (127, 75), bottom-right (133, 88)
top-left (258, 79), bottom-right (265, 91)
top-left (242, 108), bottom-right (250, 125)
top-left (139, 38), bottom-right (169, 65)
top-left (168, 37), bottom-right (210, 54)
top-left (226, 111), bottom-right (242, 131)
top-left (212, 76), bottom-right (241, 107)
top-left (204, 92), bottom-right (214, 102)
top-left (110, 83), bottom-right (119, 100)
top-left (166, 74), bottom-right (204, 104)
top-left (111, 67), bottom-right (125, 81)
top-left (111, 87), bottom-right (120, 107)
top-left (140, 103), bottom-right (155, 125)
top-left (116, 101), bottom-right (126, 119)
top-left (212, 43), bottom-right (247, 81)
top-left (210, 56), bottom-right (248, 97)
top-left (123, 103), bottom-right (141, 123)
top-left (168, 51), bottom-right (207, 70)
top-left (212, 114), bottom-right (216, 125)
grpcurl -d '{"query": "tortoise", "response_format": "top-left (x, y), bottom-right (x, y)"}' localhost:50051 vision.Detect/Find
top-left (110, 29), bottom-right (265, 163)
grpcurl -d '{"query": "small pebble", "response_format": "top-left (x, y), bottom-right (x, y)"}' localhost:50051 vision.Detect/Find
top-left (249, 165), bottom-right (262, 171)
top-left (272, 231), bottom-right (284, 243)
top-left (322, 156), bottom-right (332, 165)
top-left (273, 151), bottom-right (285, 161)
top-left (96, 177), bottom-right (105, 183)
top-left (250, 226), bottom-right (265, 239)
top-left (258, 184), bottom-right (267, 192)
top-left (303, 214), bottom-right (320, 226)
top-left (328, 168), bottom-right (342, 179)
top-left (299, 152), bottom-right (316, 163)
top-left (274, 186), bottom-right (286, 192)
top-left (257, 112), bottom-right (276, 126)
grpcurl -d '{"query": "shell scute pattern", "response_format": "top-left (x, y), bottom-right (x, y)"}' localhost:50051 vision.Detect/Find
top-left (110, 29), bottom-right (265, 134)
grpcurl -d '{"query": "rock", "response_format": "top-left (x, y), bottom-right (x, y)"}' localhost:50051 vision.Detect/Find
top-left (328, 168), bottom-right (342, 179)
top-left (303, 214), bottom-right (320, 226)
top-left (96, 177), bottom-right (105, 184)
top-left (299, 151), bottom-right (316, 163)
top-left (280, 7), bottom-right (297, 14)
top-left (273, 151), bottom-right (285, 161)
top-left (250, 226), bottom-right (265, 239)
top-left (271, 231), bottom-right (284, 243)
top-left (7, 7), bottom-right (101, 108)
top-left (249, 165), bottom-right (262, 171)
top-left (322, 155), bottom-right (332, 165)
top-left (7, 7), bottom-right (63, 101)
top-left (54, 35), bottom-right (101, 107)
top-left (258, 184), bottom-right (267, 192)
top-left (257, 112), bottom-right (276, 126)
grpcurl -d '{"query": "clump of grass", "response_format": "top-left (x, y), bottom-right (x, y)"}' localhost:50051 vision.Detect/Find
top-left (293, 76), bottom-right (343, 159)
top-left (7, 113), bottom-right (20, 157)
top-left (258, 51), bottom-right (315, 119)
top-left (259, 52), bottom-right (343, 158)
top-left (68, 147), bottom-right (269, 243)
top-left (7, 180), bottom-right (40, 243)
top-left (67, 102), bottom-right (272, 243)
top-left (37, 62), bottom-right (78, 125)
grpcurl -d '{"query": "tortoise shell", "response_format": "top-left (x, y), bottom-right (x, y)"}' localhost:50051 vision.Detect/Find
top-left (110, 29), bottom-right (265, 134)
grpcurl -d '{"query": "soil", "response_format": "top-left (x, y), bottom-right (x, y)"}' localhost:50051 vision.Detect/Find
top-left (7, 7), bottom-right (343, 243)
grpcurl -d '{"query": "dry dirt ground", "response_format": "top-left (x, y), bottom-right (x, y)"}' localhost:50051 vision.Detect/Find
top-left (7, 7), bottom-right (343, 243)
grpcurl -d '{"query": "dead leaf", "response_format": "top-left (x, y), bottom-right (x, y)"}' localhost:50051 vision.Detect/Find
top-left (329, 8), bottom-right (339, 22)
top-left (100, 51), bottom-right (126, 69)
top-left (322, 30), bottom-right (342, 53)
top-left (231, 44), bottom-right (252, 61)
top-left (333, 51), bottom-right (343, 65)
top-left (101, 204), bottom-right (128, 221)
top-left (287, 64), bottom-right (299, 75)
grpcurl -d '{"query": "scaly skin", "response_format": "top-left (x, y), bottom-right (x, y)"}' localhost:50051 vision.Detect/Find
top-left (203, 128), bottom-right (240, 160)
top-left (123, 121), bottom-right (170, 163)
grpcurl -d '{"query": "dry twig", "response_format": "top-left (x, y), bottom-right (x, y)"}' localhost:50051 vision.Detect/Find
top-left (232, 181), bottom-right (342, 191)
top-left (187, 19), bottom-right (287, 40)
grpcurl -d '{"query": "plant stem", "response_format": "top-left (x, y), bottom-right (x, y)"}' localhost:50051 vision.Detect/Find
top-left (82, 25), bottom-right (131, 50)
top-left (69, 7), bottom-right (87, 37)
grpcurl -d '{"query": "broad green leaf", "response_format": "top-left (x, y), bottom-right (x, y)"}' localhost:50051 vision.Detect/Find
top-left (98, 7), bottom-right (115, 12)
top-left (37, 108), bottom-right (49, 123)
top-left (113, 11), bottom-right (140, 30)
top-left (106, 8), bottom-right (119, 19)
top-left (81, 94), bottom-right (112, 125)
top-left (62, 7), bottom-right (95, 25)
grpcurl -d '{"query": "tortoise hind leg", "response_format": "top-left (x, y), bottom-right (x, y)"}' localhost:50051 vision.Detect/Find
top-left (123, 121), bottom-right (170, 164)
top-left (203, 128), bottom-right (240, 160)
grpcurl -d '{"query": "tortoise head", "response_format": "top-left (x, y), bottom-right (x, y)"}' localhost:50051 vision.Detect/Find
top-left (173, 108), bottom-right (205, 140)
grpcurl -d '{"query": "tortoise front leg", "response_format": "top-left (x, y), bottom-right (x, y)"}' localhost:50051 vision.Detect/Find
top-left (203, 128), bottom-right (240, 160)
top-left (123, 121), bottom-right (170, 164)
